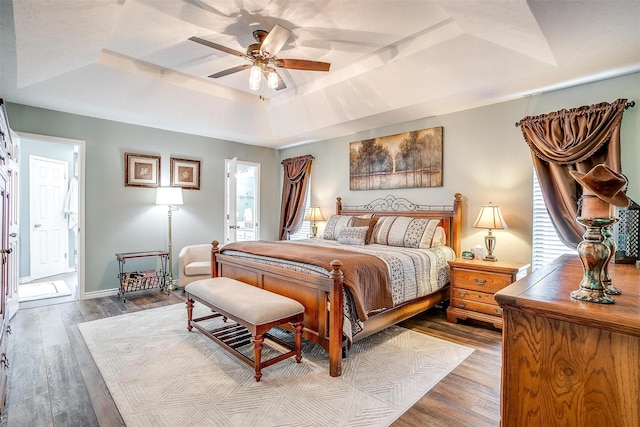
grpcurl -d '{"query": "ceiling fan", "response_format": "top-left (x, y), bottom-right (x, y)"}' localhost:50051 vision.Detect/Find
top-left (189, 24), bottom-right (331, 91)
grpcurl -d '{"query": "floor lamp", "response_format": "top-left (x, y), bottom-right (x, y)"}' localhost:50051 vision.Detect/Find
top-left (156, 187), bottom-right (183, 291)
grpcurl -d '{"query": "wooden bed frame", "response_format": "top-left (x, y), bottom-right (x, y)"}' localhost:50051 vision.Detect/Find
top-left (211, 193), bottom-right (462, 377)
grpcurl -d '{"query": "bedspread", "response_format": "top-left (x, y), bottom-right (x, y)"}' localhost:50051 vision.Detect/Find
top-left (220, 239), bottom-right (455, 318)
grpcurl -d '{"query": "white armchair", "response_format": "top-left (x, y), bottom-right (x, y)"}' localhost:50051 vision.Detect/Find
top-left (178, 243), bottom-right (212, 288)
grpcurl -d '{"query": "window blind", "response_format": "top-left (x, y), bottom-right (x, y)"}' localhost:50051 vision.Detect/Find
top-left (532, 171), bottom-right (574, 271)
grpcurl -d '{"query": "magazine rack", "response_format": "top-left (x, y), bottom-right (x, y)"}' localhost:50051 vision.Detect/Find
top-left (116, 250), bottom-right (169, 302)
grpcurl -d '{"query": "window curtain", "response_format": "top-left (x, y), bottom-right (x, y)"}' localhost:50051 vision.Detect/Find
top-left (279, 155), bottom-right (314, 240)
top-left (519, 98), bottom-right (627, 248)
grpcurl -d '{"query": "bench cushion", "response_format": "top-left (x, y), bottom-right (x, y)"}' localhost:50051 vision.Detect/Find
top-left (186, 277), bottom-right (305, 325)
top-left (184, 261), bottom-right (211, 276)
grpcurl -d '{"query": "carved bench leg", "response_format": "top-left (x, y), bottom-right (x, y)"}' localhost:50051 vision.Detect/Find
top-left (292, 322), bottom-right (303, 363)
top-left (186, 298), bottom-right (194, 331)
top-left (252, 334), bottom-right (264, 382)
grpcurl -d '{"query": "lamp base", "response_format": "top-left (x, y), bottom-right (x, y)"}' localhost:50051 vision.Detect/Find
top-left (484, 233), bottom-right (498, 262)
top-left (167, 280), bottom-right (179, 292)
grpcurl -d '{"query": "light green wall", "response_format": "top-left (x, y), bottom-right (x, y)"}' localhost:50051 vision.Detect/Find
top-left (280, 72), bottom-right (640, 265)
top-left (6, 103), bottom-right (280, 293)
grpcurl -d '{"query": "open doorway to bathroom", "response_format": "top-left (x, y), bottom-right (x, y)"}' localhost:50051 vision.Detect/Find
top-left (17, 133), bottom-right (84, 309)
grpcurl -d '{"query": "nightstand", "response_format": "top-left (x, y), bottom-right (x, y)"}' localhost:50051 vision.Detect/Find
top-left (446, 258), bottom-right (529, 329)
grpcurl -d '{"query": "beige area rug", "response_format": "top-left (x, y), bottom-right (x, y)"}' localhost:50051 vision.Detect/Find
top-left (18, 280), bottom-right (72, 301)
top-left (78, 303), bottom-right (473, 427)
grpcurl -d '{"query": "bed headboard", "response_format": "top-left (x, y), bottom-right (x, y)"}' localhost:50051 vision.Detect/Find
top-left (335, 193), bottom-right (462, 256)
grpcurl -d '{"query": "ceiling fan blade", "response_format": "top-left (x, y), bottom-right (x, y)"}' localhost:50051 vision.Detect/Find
top-left (276, 58), bottom-right (331, 72)
top-left (208, 64), bottom-right (251, 78)
top-left (189, 36), bottom-right (248, 58)
top-left (260, 24), bottom-right (291, 57)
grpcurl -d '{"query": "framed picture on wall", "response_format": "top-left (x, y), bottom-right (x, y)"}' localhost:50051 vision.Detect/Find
top-left (124, 152), bottom-right (160, 187)
top-left (349, 126), bottom-right (443, 190)
top-left (170, 157), bottom-right (201, 190)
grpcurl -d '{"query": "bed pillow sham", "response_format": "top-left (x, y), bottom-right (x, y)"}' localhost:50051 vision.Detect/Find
top-left (322, 214), bottom-right (354, 240)
top-left (337, 226), bottom-right (369, 246)
top-left (349, 216), bottom-right (378, 244)
top-left (372, 216), bottom-right (441, 248)
top-left (431, 226), bottom-right (447, 246)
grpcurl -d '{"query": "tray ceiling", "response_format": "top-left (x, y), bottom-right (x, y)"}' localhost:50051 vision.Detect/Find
top-left (1, 0), bottom-right (639, 148)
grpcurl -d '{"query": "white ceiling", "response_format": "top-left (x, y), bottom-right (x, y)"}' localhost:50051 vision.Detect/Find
top-left (1, 0), bottom-right (639, 149)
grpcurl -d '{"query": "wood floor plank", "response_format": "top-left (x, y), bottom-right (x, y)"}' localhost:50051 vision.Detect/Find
top-left (66, 325), bottom-right (125, 426)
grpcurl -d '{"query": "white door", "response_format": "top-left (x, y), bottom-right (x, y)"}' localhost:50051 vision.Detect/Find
top-left (6, 154), bottom-right (19, 319)
top-left (29, 156), bottom-right (69, 280)
top-left (225, 158), bottom-right (260, 243)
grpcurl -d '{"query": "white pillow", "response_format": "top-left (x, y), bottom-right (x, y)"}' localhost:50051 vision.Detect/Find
top-left (337, 226), bottom-right (369, 246)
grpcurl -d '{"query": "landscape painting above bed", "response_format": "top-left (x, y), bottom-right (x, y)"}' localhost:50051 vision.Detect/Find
top-left (349, 126), bottom-right (443, 190)
top-left (212, 194), bottom-right (462, 377)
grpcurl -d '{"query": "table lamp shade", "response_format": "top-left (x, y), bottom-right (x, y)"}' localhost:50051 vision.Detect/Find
top-left (304, 206), bottom-right (325, 222)
top-left (473, 203), bottom-right (508, 230)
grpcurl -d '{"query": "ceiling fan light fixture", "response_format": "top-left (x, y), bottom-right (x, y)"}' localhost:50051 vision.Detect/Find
top-left (249, 65), bottom-right (262, 82)
top-left (267, 69), bottom-right (278, 89)
top-left (249, 76), bottom-right (260, 91)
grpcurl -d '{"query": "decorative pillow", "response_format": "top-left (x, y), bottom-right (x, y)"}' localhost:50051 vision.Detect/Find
top-left (430, 226), bottom-right (447, 246)
top-left (349, 216), bottom-right (378, 244)
top-left (337, 226), bottom-right (369, 246)
top-left (372, 216), bottom-right (441, 248)
top-left (322, 215), bottom-right (354, 240)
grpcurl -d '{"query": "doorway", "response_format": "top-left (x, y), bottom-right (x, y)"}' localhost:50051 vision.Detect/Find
top-left (17, 133), bottom-right (85, 308)
top-left (225, 158), bottom-right (260, 244)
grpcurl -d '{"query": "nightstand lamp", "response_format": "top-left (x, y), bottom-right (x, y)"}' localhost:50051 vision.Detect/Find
top-left (304, 206), bottom-right (325, 237)
top-left (473, 202), bottom-right (509, 262)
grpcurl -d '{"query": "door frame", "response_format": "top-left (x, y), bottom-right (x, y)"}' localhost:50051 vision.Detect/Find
top-left (17, 132), bottom-right (86, 300)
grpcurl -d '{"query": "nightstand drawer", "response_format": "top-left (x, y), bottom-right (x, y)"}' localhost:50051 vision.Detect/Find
top-left (451, 298), bottom-right (503, 317)
top-left (451, 268), bottom-right (512, 293)
top-left (451, 288), bottom-right (499, 306)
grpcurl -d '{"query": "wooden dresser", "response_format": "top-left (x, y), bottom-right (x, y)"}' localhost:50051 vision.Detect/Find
top-left (495, 254), bottom-right (640, 427)
top-left (446, 258), bottom-right (529, 329)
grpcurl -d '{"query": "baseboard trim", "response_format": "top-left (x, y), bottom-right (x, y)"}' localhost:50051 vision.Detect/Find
top-left (82, 288), bottom-right (119, 300)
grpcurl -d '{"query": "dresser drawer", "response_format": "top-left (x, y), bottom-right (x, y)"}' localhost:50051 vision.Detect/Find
top-left (451, 298), bottom-right (503, 317)
top-left (452, 268), bottom-right (513, 293)
top-left (451, 288), bottom-right (499, 306)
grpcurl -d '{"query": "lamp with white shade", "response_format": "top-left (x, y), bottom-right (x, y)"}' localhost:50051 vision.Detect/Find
top-left (473, 202), bottom-right (509, 262)
top-left (156, 187), bottom-right (183, 291)
top-left (304, 206), bottom-right (325, 238)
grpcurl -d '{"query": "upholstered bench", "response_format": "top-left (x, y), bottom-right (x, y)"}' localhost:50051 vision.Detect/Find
top-left (185, 277), bottom-right (305, 382)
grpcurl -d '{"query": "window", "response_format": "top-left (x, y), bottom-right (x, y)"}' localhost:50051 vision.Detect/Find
top-left (289, 180), bottom-right (312, 240)
top-left (531, 171), bottom-right (575, 271)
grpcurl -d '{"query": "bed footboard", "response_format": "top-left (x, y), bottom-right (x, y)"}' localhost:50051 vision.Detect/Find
top-left (211, 240), bottom-right (345, 377)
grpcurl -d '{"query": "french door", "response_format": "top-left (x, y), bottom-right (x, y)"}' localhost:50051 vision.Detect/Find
top-left (225, 158), bottom-right (260, 244)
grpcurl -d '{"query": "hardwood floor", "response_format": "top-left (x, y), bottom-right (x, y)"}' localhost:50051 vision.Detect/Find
top-left (2, 292), bottom-right (502, 426)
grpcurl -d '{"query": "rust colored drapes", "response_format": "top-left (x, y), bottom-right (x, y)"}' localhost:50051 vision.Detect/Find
top-left (520, 98), bottom-right (627, 248)
top-left (279, 155), bottom-right (314, 240)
